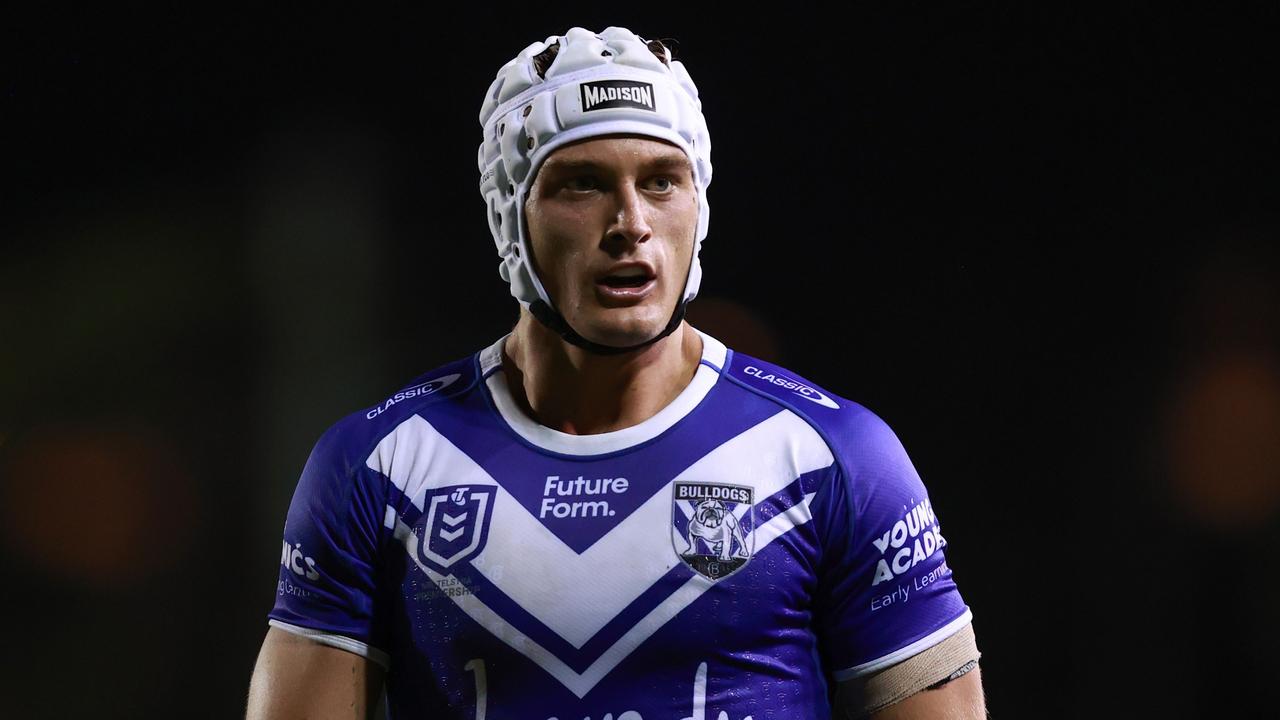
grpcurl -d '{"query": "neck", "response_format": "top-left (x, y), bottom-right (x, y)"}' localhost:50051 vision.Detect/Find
top-left (502, 310), bottom-right (703, 435)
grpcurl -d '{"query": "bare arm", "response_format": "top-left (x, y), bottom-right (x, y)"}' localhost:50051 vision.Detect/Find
top-left (868, 665), bottom-right (986, 720)
top-left (246, 627), bottom-right (385, 720)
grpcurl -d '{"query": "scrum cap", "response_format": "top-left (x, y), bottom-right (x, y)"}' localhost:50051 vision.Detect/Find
top-left (477, 26), bottom-right (713, 351)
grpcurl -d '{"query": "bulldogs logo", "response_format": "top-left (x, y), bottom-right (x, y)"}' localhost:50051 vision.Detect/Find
top-left (416, 485), bottom-right (495, 575)
top-left (672, 482), bottom-right (755, 581)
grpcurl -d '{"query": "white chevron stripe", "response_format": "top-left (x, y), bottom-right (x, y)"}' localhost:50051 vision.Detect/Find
top-left (369, 410), bottom-right (831, 649)
top-left (473, 410), bottom-right (832, 648)
top-left (368, 409), bottom-right (833, 694)
top-left (388, 492), bottom-right (816, 698)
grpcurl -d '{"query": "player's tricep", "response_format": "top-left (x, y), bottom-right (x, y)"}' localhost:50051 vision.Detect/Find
top-left (246, 627), bottom-right (385, 720)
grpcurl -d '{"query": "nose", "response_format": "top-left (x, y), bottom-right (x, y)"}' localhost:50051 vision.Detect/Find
top-left (603, 182), bottom-right (652, 249)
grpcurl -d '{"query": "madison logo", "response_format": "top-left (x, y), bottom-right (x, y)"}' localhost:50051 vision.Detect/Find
top-left (416, 485), bottom-right (495, 574)
top-left (580, 80), bottom-right (656, 112)
top-left (671, 482), bottom-right (755, 581)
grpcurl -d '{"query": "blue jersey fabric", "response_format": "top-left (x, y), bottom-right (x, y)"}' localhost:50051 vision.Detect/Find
top-left (268, 330), bottom-right (972, 719)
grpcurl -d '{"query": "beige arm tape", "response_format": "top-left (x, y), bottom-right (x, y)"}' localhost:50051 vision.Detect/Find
top-left (833, 622), bottom-right (981, 720)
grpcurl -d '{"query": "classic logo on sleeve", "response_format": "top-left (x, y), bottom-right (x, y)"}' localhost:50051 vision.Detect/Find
top-left (671, 482), bottom-right (755, 581)
top-left (416, 485), bottom-right (496, 574)
top-left (741, 365), bottom-right (839, 409)
top-left (366, 373), bottom-right (462, 420)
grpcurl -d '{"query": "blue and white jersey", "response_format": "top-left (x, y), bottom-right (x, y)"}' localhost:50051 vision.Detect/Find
top-left (269, 330), bottom-right (973, 719)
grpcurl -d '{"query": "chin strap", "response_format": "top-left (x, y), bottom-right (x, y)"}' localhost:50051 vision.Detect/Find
top-left (529, 299), bottom-right (688, 356)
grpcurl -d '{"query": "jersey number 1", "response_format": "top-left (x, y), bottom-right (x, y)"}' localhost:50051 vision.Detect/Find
top-left (465, 658), bottom-right (487, 720)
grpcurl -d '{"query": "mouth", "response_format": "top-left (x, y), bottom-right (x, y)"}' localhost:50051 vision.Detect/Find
top-left (595, 264), bottom-right (657, 303)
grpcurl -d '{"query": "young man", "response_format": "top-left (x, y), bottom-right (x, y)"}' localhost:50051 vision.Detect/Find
top-left (247, 26), bottom-right (984, 719)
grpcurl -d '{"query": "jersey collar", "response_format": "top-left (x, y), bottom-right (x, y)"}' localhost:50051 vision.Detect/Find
top-left (478, 328), bottom-right (727, 456)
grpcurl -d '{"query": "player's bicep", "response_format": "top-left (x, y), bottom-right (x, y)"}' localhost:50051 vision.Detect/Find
top-left (833, 622), bottom-right (984, 718)
top-left (864, 665), bottom-right (985, 719)
top-left (246, 627), bottom-right (385, 720)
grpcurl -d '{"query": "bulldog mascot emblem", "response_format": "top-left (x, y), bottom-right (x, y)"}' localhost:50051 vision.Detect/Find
top-left (672, 482), bottom-right (755, 580)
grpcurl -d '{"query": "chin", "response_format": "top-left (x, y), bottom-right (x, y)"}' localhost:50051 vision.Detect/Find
top-left (574, 306), bottom-right (672, 349)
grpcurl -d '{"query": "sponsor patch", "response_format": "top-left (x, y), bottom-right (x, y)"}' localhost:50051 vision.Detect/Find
top-left (671, 481), bottom-right (755, 581)
top-left (366, 373), bottom-right (461, 420)
top-left (870, 497), bottom-right (946, 586)
top-left (580, 80), bottom-right (656, 112)
top-left (280, 540), bottom-right (320, 581)
top-left (742, 365), bottom-right (839, 409)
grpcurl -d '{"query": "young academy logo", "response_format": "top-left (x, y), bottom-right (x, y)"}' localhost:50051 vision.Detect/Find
top-left (671, 482), bottom-right (755, 581)
top-left (415, 485), bottom-right (496, 574)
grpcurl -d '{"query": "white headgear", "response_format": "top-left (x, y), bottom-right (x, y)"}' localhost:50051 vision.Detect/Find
top-left (477, 26), bottom-right (713, 320)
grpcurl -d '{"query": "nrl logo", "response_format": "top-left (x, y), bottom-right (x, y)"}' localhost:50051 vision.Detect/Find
top-left (416, 485), bottom-right (496, 574)
top-left (671, 482), bottom-right (755, 581)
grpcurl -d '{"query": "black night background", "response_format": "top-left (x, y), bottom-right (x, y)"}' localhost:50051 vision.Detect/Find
top-left (2, 5), bottom-right (1277, 718)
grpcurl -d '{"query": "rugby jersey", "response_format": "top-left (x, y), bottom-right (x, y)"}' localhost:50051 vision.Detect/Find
top-left (269, 329), bottom-right (972, 719)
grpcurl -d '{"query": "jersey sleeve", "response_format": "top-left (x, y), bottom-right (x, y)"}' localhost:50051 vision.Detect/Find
top-left (267, 419), bottom-right (392, 667)
top-left (811, 406), bottom-right (972, 681)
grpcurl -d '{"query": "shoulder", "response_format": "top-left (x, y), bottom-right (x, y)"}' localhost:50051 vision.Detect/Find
top-left (305, 350), bottom-right (484, 473)
top-left (722, 349), bottom-right (908, 475)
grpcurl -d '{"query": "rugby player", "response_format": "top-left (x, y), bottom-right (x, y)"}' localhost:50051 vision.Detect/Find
top-left (247, 26), bottom-right (985, 719)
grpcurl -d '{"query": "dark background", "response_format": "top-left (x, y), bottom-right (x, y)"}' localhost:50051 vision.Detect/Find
top-left (3, 5), bottom-right (1278, 718)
